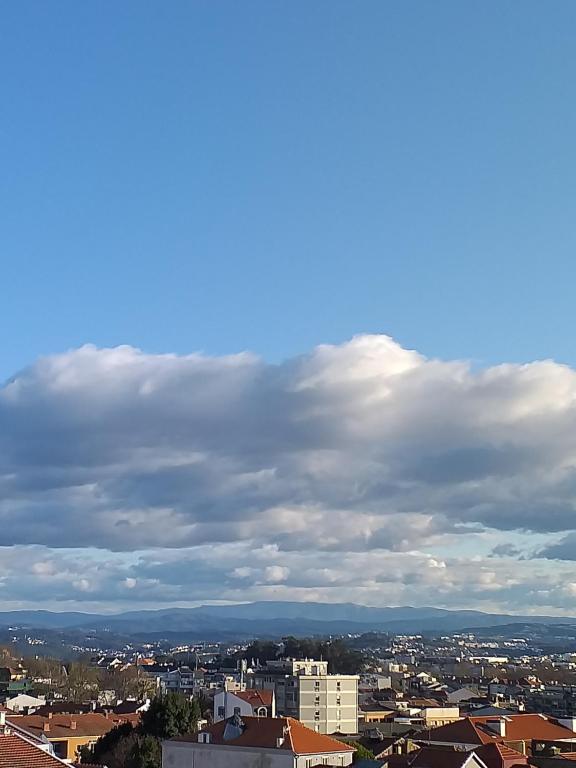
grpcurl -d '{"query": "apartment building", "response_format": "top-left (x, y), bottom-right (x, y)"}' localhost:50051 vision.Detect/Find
top-left (252, 659), bottom-right (359, 734)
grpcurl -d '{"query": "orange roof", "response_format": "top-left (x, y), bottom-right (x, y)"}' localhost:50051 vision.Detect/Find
top-left (423, 715), bottom-right (576, 747)
top-left (474, 742), bottom-right (528, 768)
top-left (10, 713), bottom-right (137, 740)
top-left (421, 718), bottom-right (494, 746)
top-left (233, 690), bottom-right (273, 707)
top-left (175, 716), bottom-right (355, 755)
top-left (0, 730), bottom-right (68, 767)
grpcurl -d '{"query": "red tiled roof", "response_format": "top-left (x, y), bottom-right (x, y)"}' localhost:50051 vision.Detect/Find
top-left (0, 731), bottom-right (68, 767)
top-left (423, 715), bottom-right (576, 747)
top-left (174, 716), bottom-right (355, 755)
top-left (234, 690), bottom-right (273, 707)
top-left (473, 742), bottom-right (528, 768)
top-left (10, 713), bottom-right (137, 740)
top-left (420, 719), bottom-right (494, 746)
top-left (473, 715), bottom-right (576, 742)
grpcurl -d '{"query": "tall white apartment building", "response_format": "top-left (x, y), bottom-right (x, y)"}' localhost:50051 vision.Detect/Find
top-left (252, 659), bottom-right (359, 735)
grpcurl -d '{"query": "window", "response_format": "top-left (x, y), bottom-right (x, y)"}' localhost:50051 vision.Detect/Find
top-left (314, 681), bottom-right (320, 690)
top-left (337, 709), bottom-right (341, 720)
top-left (336, 695), bottom-right (341, 705)
top-left (233, 706), bottom-right (241, 716)
top-left (315, 695), bottom-right (320, 704)
top-left (217, 706), bottom-right (225, 717)
top-left (336, 681), bottom-right (341, 691)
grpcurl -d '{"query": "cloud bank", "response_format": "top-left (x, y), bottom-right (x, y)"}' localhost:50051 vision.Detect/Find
top-left (1, 335), bottom-right (575, 612)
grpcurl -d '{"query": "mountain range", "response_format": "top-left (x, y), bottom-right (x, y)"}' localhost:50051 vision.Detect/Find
top-left (1, 602), bottom-right (575, 639)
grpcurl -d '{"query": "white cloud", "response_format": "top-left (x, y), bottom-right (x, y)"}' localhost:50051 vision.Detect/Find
top-left (1, 335), bottom-right (576, 610)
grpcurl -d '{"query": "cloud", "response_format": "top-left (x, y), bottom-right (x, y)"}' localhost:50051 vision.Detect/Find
top-left (1, 335), bottom-right (576, 610)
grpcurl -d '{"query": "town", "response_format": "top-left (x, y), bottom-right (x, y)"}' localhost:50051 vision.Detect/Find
top-left (4, 623), bottom-right (576, 767)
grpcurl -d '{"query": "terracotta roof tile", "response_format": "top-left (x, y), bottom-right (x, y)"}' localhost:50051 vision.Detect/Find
top-left (10, 712), bottom-right (137, 740)
top-left (423, 715), bottom-right (576, 747)
top-left (234, 690), bottom-right (273, 707)
top-left (174, 715), bottom-right (355, 755)
top-left (473, 742), bottom-right (528, 768)
top-left (0, 730), bottom-right (68, 768)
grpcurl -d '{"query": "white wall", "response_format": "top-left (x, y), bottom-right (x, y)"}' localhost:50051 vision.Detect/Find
top-left (213, 691), bottom-right (260, 723)
top-left (162, 741), bottom-right (353, 768)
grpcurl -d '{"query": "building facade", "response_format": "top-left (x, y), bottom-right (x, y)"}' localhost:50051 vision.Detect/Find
top-left (252, 659), bottom-right (358, 734)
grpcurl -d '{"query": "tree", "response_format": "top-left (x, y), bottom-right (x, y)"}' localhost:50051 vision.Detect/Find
top-left (128, 734), bottom-right (162, 768)
top-left (140, 693), bottom-right (201, 739)
top-left (281, 637), bottom-right (366, 675)
top-left (85, 693), bottom-right (202, 768)
top-left (63, 661), bottom-right (100, 701)
top-left (241, 641), bottom-right (280, 663)
top-left (101, 665), bottom-right (143, 700)
top-left (88, 722), bottom-right (135, 766)
top-left (338, 740), bottom-right (375, 764)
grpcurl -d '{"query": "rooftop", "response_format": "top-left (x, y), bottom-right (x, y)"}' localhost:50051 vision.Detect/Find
top-left (173, 715), bottom-right (356, 755)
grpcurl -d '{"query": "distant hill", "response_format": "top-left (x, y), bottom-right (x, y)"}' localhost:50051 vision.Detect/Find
top-left (0, 601), bottom-right (574, 639)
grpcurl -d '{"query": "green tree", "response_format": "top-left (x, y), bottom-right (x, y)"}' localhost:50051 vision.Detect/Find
top-left (140, 693), bottom-right (201, 739)
top-left (85, 693), bottom-right (201, 768)
top-left (338, 740), bottom-right (375, 763)
top-left (88, 722), bottom-right (135, 766)
top-left (129, 734), bottom-right (162, 768)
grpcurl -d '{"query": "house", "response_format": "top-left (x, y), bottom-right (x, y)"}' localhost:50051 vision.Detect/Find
top-left (9, 711), bottom-right (140, 761)
top-left (162, 714), bottom-right (356, 767)
top-left (214, 688), bottom-right (275, 721)
top-left (378, 743), bottom-right (528, 768)
top-left (0, 710), bottom-right (69, 767)
top-left (418, 714), bottom-right (576, 756)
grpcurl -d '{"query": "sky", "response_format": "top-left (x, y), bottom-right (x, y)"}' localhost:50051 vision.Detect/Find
top-left (2, 1), bottom-right (576, 613)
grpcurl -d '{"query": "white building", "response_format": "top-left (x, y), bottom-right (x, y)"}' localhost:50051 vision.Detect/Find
top-left (214, 689), bottom-right (275, 722)
top-left (4, 694), bottom-right (46, 714)
top-left (162, 714), bottom-right (355, 768)
top-left (252, 659), bottom-right (358, 735)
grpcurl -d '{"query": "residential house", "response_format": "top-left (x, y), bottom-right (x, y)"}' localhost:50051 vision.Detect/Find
top-left (9, 711), bottom-right (140, 761)
top-left (0, 709), bottom-right (69, 767)
top-left (213, 688), bottom-right (275, 722)
top-left (162, 714), bottom-right (356, 767)
top-left (418, 714), bottom-right (576, 756)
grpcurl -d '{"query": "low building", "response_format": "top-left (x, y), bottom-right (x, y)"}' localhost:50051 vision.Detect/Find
top-left (419, 714), bottom-right (576, 756)
top-left (214, 689), bottom-right (275, 722)
top-left (9, 711), bottom-right (139, 761)
top-left (5, 694), bottom-right (46, 714)
top-left (0, 710), bottom-right (69, 767)
top-left (162, 714), bottom-right (356, 767)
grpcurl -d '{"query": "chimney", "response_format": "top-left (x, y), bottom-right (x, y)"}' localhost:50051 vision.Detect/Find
top-left (43, 722), bottom-right (50, 733)
top-left (276, 737), bottom-right (285, 748)
top-left (48, 712), bottom-right (53, 720)
top-left (70, 719), bottom-right (77, 730)
top-left (0, 711), bottom-right (5, 727)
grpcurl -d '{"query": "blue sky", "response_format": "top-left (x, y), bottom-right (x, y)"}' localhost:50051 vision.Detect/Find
top-left (2, 2), bottom-right (576, 612)
top-left (3, 0), bottom-right (576, 380)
